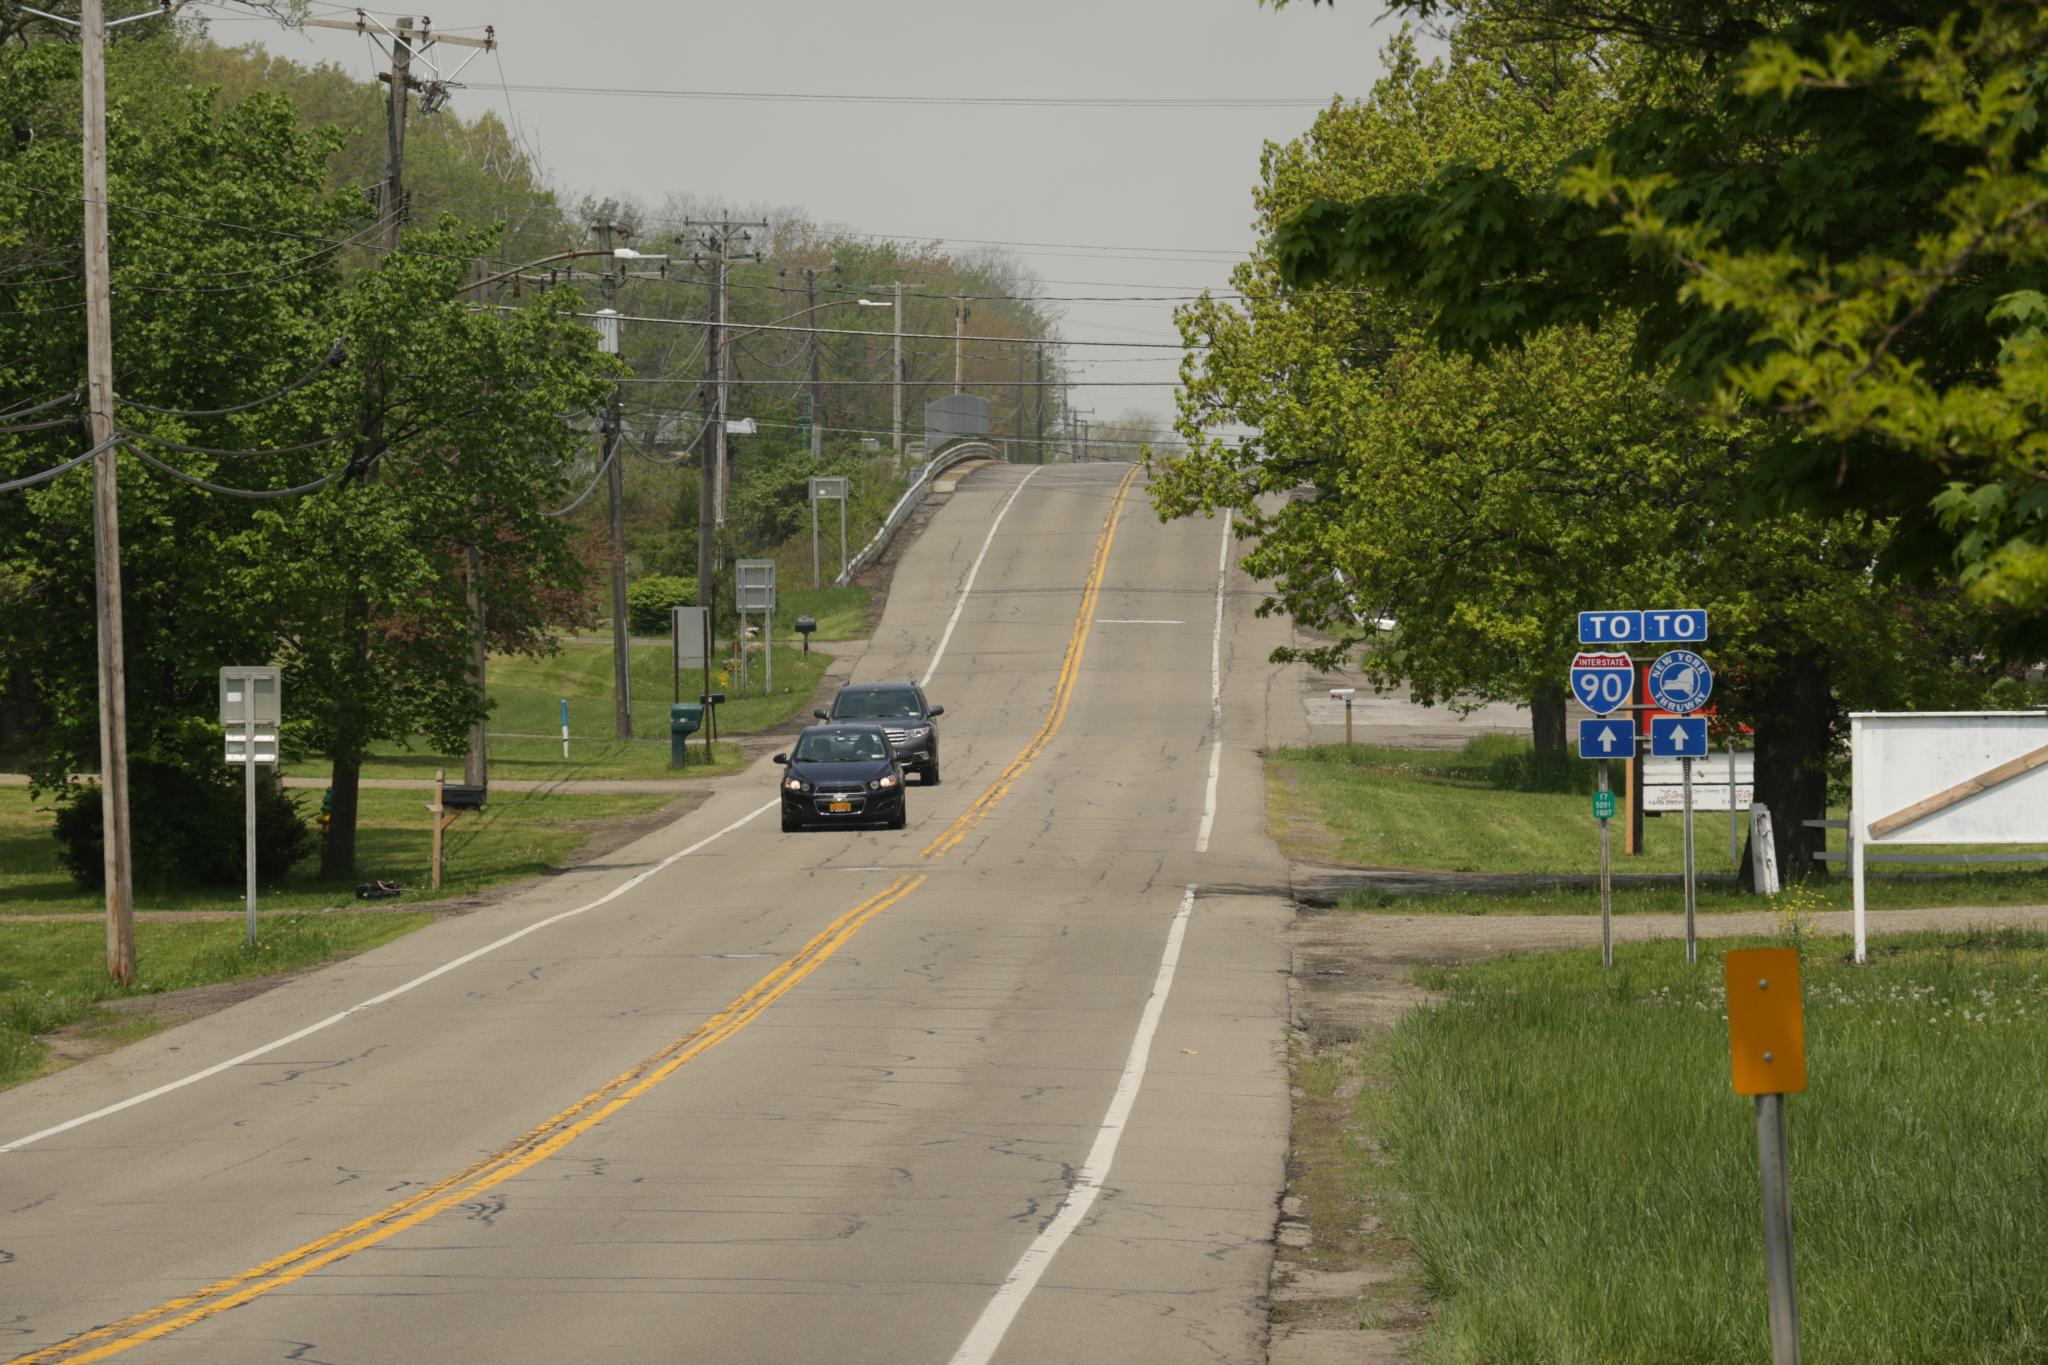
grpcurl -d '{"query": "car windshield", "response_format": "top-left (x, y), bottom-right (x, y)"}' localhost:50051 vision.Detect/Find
top-left (793, 730), bottom-right (890, 764)
top-left (832, 689), bottom-right (923, 720)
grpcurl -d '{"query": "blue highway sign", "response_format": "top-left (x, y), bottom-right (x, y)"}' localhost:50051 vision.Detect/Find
top-left (1578, 611), bottom-right (1642, 645)
top-left (1650, 715), bottom-right (1710, 758)
top-left (1570, 651), bottom-right (1634, 715)
top-left (1641, 609), bottom-right (1708, 643)
top-left (1579, 718), bottom-right (1636, 760)
top-left (1647, 650), bottom-right (1713, 715)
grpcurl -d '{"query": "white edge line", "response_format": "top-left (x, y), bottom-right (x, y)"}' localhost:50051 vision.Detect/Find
top-left (1195, 510), bottom-right (1232, 854)
top-left (921, 467), bottom-right (1043, 689)
top-left (945, 884), bottom-right (1197, 1365)
top-left (0, 800), bottom-right (776, 1156)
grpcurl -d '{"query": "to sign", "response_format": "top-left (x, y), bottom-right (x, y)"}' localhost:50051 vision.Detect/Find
top-left (1570, 651), bottom-right (1634, 715)
top-left (1578, 718), bottom-right (1636, 760)
top-left (1650, 715), bottom-right (1710, 758)
top-left (1578, 611), bottom-right (1641, 644)
top-left (1648, 649), bottom-right (1713, 715)
top-left (1642, 609), bottom-right (1708, 643)
top-left (1579, 608), bottom-right (1711, 643)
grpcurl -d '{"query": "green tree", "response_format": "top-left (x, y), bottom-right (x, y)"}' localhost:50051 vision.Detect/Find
top-left (1272, 0), bottom-right (2048, 624)
top-left (1156, 19), bottom-right (2008, 877)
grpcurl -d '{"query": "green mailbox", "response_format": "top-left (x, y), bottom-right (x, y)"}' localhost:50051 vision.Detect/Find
top-left (670, 703), bottom-right (704, 768)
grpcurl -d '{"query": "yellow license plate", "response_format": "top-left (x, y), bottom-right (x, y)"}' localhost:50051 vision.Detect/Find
top-left (828, 801), bottom-right (853, 813)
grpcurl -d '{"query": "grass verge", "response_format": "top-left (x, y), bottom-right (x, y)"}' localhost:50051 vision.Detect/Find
top-left (0, 913), bottom-right (429, 1089)
top-left (345, 638), bottom-right (837, 781)
top-left (1387, 928), bottom-right (2048, 1362)
top-left (0, 786), bottom-right (678, 916)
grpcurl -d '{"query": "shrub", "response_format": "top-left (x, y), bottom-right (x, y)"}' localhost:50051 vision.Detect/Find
top-left (53, 760), bottom-right (315, 893)
top-left (625, 575), bottom-right (696, 634)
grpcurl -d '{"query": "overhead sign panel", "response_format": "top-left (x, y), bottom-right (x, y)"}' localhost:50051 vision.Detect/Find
top-left (1570, 651), bottom-right (1634, 715)
top-left (1579, 718), bottom-right (1636, 760)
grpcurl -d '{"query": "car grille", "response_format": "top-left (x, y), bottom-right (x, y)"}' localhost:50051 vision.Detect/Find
top-left (883, 727), bottom-right (911, 746)
top-left (815, 781), bottom-right (866, 794)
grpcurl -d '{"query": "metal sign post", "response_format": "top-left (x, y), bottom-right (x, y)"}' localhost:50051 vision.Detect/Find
top-left (1598, 761), bottom-right (1613, 967)
top-left (735, 560), bottom-right (777, 697)
top-left (1578, 719), bottom-right (1634, 968)
top-left (219, 667), bottom-right (280, 948)
top-left (1650, 667), bottom-right (1715, 966)
top-left (1725, 947), bottom-right (1807, 1365)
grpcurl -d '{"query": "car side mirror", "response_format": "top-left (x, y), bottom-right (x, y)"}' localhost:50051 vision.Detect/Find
top-left (928, 705), bottom-right (945, 718)
top-left (772, 753), bottom-right (788, 765)
top-left (813, 710), bottom-right (829, 721)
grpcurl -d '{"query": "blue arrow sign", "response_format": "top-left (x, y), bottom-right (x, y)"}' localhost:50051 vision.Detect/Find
top-left (1579, 718), bottom-right (1636, 760)
top-left (1647, 649), bottom-right (1713, 715)
top-left (1641, 609), bottom-right (1709, 643)
top-left (1578, 611), bottom-right (1642, 645)
top-left (1650, 715), bottom-right (1710, 758)
top-left (1570, 651), bottom-right (1634, 715)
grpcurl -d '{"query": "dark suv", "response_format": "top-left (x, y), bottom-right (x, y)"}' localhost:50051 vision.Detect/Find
top-left (817, 682), bottom-right (945, 784)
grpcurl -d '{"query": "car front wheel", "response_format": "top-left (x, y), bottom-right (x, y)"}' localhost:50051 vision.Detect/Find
top-left (921, 761), bottom-right (940, 786)
top-left (782, 812), bottom-right (802, 833)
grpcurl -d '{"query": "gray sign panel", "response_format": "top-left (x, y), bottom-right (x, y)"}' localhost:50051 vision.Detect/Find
top-left (673, 605), bottom-right (708, 669)
top-left (924, 394), bottom-right (991, 447)
top-left (809, 476), bottom-right (849, 501)
top-left (218, 666), bottom-right (280, 726)
top-left (735, 559), bottom-right (778, 612)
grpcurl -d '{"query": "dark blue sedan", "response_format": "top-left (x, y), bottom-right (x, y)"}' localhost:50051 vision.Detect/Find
top-left (774, 724), bottom-right (909, 832)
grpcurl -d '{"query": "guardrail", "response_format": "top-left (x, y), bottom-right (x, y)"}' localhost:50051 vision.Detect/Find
top-left (835, 440), bottom-right (1004, 587)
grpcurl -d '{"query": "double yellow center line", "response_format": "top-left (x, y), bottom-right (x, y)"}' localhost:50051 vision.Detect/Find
top-left (921, 464), bottom-right (1138, 858)
top-left (18, 463), bottom-right (1139, 1364)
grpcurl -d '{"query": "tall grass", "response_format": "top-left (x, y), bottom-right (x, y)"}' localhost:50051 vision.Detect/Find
top-left (1389, 930), bottom-right (2048, 1362)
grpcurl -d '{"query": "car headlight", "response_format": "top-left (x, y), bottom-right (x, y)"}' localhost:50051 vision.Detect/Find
top-left (869, 774), bottom-right (898, 790)
top-left (783, 777), bottom-right (810, 793)
top-left (905, 725), bottom-right (931, 739)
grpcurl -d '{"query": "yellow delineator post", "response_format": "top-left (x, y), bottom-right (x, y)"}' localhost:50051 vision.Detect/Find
top-left (1725, 947), bottom-right (1807, 1365)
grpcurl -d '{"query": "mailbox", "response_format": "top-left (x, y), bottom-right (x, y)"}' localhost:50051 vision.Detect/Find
top-left (794, 615), bottom-right (818, 653)
top-left (441, 782), bottom-right (487, 811)
top-left (670, 703), bottom-right (704, 768)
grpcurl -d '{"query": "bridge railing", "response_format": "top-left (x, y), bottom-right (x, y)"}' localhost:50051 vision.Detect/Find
top-left (835, 440), bottom-right (1004, 587)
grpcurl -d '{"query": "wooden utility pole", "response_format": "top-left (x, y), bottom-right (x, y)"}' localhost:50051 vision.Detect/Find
top-left (382, 20), bottom-right (412, 247)
top-left (806, 268), bottom-right (824, 460)
top-left (80, 0), bottom-right (134, 983)
top-left (595, 221), bottom-right (632, 741)
top-left (684, 222), bottom-right (766, 671)
top-left (892, 280), bottom-right (904, 459)
top-left (953, 296), bottom-right (967, 394)
top-left (1033, 344), bottom-right (1046, 465)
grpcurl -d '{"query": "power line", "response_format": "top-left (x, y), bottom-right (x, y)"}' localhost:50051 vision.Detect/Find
top-left (492, 83), bottom-right (1328, 111)
top-left (0, 435), bottom-right (120, 494)
top-left (117, 426), bottom-right (350, 459)
top-left (124, 440), bottom-right (353, 498)
top-left (117, 342), bottom-right (347, 417)
top-left (566, 310), bottom-right (1200, 350)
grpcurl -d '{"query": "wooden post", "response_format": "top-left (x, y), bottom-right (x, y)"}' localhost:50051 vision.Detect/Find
top-left (430, 767), bottom-right (445, 891)
top-left (81, 0), bottom-right (135, 983)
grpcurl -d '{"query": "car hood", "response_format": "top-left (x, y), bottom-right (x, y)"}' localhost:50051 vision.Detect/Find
top-left (786, 758), bottom-right (897, 785)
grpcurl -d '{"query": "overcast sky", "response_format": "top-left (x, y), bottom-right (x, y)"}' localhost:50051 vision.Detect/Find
top-left (214, 0), bottom-right (1407, 424)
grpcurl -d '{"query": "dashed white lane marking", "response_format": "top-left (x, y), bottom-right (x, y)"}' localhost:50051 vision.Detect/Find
top-left (922, 467), bottom-right (1044, 688)
top-left (1196, 510), bottom-right (1233, 855)
top-left (944, 883), bottom-right (1199, 1365)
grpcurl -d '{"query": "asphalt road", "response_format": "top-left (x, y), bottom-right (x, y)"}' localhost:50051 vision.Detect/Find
top-left (0, 462), bottom-right (1301, 1365)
